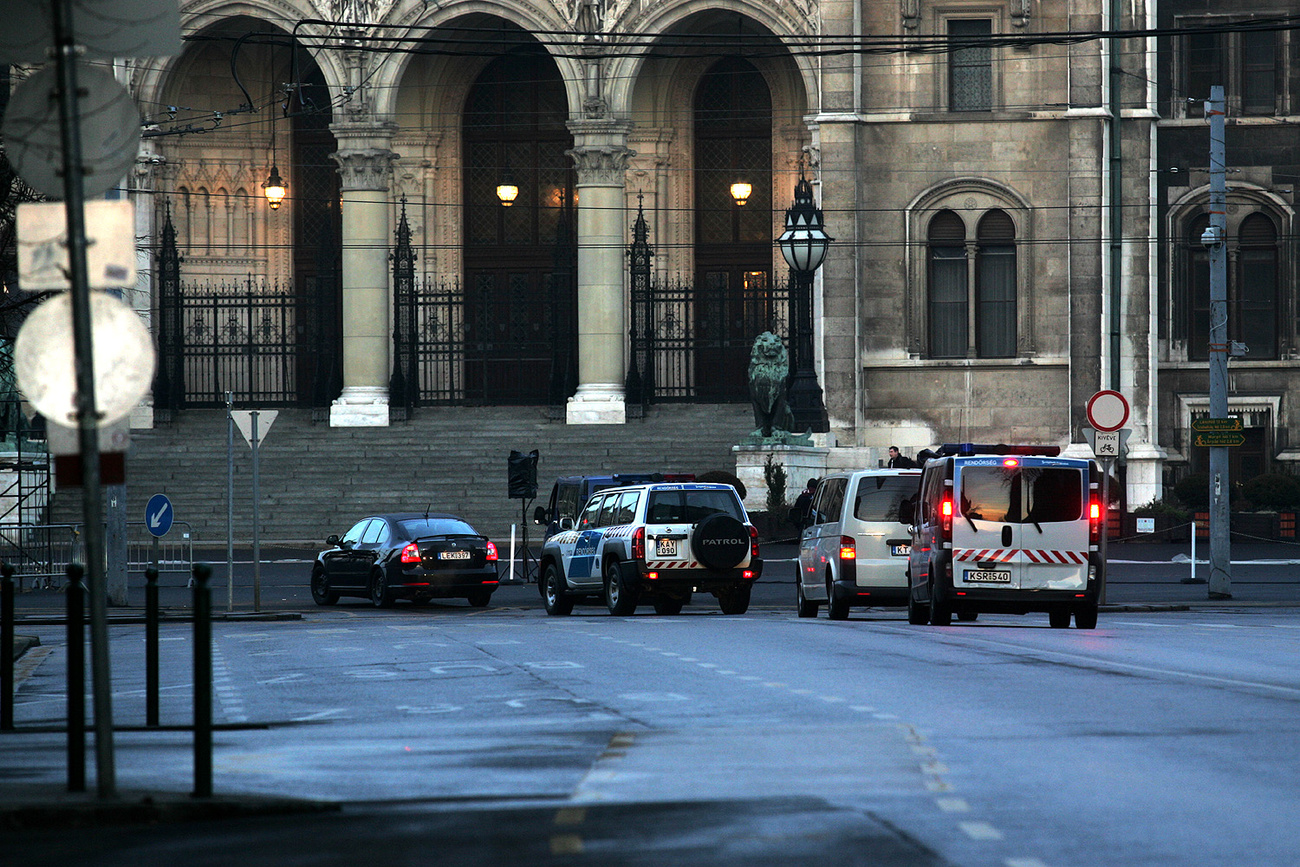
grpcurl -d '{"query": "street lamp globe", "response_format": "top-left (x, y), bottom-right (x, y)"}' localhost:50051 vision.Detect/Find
top-left (777, 174), bottom-right (831, 273)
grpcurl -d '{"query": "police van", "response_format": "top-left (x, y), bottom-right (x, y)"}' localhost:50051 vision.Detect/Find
top-left (903, 444), bottom-right (1103, 629)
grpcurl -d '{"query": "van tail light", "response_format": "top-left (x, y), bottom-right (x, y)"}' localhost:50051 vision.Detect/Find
top-left (400, 542), bottom-right (421, 564)
top-left (939, 495), bottom-right (953, 541)
top-left (839, 536), bottom-right (856, 560)
top-left (633, 526), bottom-right (646, 560)
top-left (749, 525), bottom-right (760, 558)
top-left (1089, 498), bottom-right (1102, 544)
top-left (486, 541), bottom-right (499, 562)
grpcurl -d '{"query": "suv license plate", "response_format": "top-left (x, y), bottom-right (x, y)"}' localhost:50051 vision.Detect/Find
top-left (656, 538), bottom-right (678, 557)
top-left (890, 544), bottom-right (911, 556)
top-left (439, 550), bottom-right (471, 560)
top-left (966, 569), bottom-right (1010, 584)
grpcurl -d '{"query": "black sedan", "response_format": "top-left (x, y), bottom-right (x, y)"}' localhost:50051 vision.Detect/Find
top-left (311, 513), bottom-right (500, 608)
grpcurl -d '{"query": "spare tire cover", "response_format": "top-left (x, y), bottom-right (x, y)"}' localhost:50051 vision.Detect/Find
top-left (691, 514), bottom-right (750, 570)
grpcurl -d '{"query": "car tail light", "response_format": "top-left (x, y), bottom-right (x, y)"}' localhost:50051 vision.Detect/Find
top-left (742, 570), bottom-right (755, 579)
top-left (400, 542), bottom-right (421, 564)
top-left (939, 495), bottom-right (953, 540)
top-left (1089, 498), bottom-right (1102, 544)
top-left (486, 541), bottom-right (498, 562)
top-left (633, 526), bottom-right (646, 560)
top-left (839, 536), bottom-right (856, 560)
top-left (749, 525), bottom-right (760, 558)
top-left (647, 570), bottom-right (659, 580)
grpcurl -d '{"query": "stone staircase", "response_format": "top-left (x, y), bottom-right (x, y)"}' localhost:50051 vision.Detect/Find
top-left (49, 405), bottom-right (755, 545)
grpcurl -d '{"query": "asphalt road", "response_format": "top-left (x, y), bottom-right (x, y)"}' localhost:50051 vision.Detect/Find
top-left (4, 591), bottom-right (1300, 865)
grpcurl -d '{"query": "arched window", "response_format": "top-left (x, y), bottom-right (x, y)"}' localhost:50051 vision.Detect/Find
top-left (928, 210), bottom-right (967, 358)
top-left (1186, 215), bottom-right (1211, 359)
top-left (976, 210), bottom-right (1017, 357)
top-left (1237, 213), bottom-right (1278, 359)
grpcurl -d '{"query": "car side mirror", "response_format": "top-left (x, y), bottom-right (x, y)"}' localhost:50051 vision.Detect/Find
top-left (533, 506), bottom-right (548, 525)
top-left (326, 534), bottom-right (340, 545)
top-left (559, 517), bottom-right (574, 531)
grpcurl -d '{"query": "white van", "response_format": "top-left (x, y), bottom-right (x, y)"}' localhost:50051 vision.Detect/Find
top-left (904, 444), bottom-right (1103, 629)
top-left (796, 469), bottom-right (922, 619)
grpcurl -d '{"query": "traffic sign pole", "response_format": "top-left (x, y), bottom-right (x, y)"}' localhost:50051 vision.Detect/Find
top-left (1205, 86), bottom-right (1232, 600)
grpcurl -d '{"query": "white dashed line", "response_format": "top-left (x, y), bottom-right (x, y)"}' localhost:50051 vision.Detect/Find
top-left (960, 821), bottom-right (1005, 841)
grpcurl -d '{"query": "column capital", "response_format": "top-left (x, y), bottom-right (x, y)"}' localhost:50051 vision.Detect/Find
top-left (330, 121), bottom-right (400, 191)
top-left (566, 119), bottom-right (635, 185)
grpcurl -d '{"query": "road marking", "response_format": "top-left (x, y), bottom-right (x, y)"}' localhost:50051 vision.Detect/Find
top-left (818, 695), bottom-right (846, 703)
top-left (550, 834), bottom-right (584, 855)
top-left (936, 797), bottom-right (970, 812)
top-left (524, 661), bottom-right (583, 670)
top-left (960, 821), bottom-right (1004, 840)
top-left (1005, 859), bottom-right (1051, 867)
top-left (554, 807), bottom-right (586, 826)
top-left (292, 708), bottom-right (348, 721)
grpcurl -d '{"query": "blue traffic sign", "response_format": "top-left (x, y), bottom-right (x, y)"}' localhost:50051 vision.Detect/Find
top-left (145, 493), bottom-right (173, 537)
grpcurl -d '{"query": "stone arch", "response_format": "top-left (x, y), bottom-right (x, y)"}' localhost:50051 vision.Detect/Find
top-left (905, 178), bottom-right (1034, 358)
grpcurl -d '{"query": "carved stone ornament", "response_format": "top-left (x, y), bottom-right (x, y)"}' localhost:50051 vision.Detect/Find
top-left (902, 0), bottom-right (919, 32)
top-left (332, 147), bottom-right (399, 191)
top-left (1012, 0), bottom-right (1032, 30)
top-left (566, 145), bottom-right (636, 184)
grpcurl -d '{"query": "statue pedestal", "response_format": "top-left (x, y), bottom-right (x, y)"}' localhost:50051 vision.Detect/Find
top-left (733, 443), bottom-right (829, 516)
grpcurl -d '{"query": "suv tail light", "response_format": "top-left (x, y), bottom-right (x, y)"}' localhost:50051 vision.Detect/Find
top-left (400, 542), bottom-right (421, 564)
top-left (839, 536), bottom-right (856, 560)
top-left (749, 525), bottom-right (760, 558)
top-left (486, 541), bottom-right (499, 562)
top-left (633, 526), bottom-right (646, 560)
top-left (1089, 498), bottom-right (1102, 544)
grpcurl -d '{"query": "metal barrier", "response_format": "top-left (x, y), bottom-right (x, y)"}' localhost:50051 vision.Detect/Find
top-left (0, 522), bottom-right (194, 590)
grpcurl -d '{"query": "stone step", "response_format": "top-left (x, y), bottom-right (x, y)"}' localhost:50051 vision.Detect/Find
top-left (51, 404), bottom-right (756, 545)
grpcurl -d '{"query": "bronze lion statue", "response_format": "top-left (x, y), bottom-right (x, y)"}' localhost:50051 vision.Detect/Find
top-left (748, 331), bottom-right (794, 438)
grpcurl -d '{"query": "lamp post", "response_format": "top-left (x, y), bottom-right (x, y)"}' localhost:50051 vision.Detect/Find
top-left (777, 169), bottom-right (831, 433)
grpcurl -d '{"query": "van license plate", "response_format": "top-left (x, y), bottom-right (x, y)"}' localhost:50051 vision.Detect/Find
top-left (439, 550), bottom-right (471, 560)
top-left (890, 544), bottom-right (911, 556)
top-left (966, 569), bottom-right (1010, 584)
top-left (656, 538), bottom-right (678, 557)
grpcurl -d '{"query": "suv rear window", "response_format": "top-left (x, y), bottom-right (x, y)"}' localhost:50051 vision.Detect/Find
top-left (958, 466), bottom-right (1083, 523)
top-left (854, 476), bottom-right (920, 522)
top-left (646, 489), bottom-right (743, 524)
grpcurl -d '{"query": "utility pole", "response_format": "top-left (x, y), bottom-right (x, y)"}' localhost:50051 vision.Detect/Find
top-left (1204, 86), bottom-right (1232, 600)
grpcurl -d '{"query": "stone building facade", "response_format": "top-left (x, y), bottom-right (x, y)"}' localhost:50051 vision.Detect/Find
top-left (42, 0), bottom-right (1300, 507)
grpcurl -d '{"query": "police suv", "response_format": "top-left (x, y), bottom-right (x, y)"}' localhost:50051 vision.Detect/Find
top-left (538, 482), bottom-right (762, 615)
top-left (903, 444), bottom-right (1103, 629)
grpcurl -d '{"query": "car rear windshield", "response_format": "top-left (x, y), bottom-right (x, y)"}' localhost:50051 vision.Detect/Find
top-left (958, 466), bottom-right (1084, 523)
top-left (854, 476), bottom-right (921, 522)
top-left (398, 518), bottom-right (479, 538)
top-left (646, 489), bottom-right (743, 524)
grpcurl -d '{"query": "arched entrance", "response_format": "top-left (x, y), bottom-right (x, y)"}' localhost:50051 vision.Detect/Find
top-left (693, 57), bottom-right (774, 399)
top-left (462, 49), bottom-right (577, 404)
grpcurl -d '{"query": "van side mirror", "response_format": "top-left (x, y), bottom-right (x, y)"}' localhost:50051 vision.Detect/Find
top-left (533, 506), bottom-right (548, 525)
top-left (559, 517), bottom-right (574, 531)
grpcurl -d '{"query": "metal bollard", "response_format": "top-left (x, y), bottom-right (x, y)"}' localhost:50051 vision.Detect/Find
top-left (2, 563), bottom-right (14, 730)
top-left (66, 564), bottom-right (86, 793)
top-left (145, 567), bottom-right (159, 727)
top-left (192, 562), bottom-right (212, 798)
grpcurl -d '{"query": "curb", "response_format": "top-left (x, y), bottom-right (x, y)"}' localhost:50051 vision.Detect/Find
top-left (0, 790), bottom-right (339, 831)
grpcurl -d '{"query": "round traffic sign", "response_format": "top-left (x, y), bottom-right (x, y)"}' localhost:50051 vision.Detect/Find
top-left (145, 493), bottom-right (174, 538)
top-left (1086, 390), bottom-right (1130, 432)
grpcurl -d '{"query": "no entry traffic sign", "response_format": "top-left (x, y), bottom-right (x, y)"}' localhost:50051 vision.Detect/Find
top-left (1086, 390), bottom-right (1130, 432)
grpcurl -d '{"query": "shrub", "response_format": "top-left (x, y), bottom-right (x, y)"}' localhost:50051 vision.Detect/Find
top-left (1241, 473), bottom-right (1300, 511)
top-left (1132, 499), bottom-right (1191, 522)
top-left (762, 455), bottom-right (787, 517)
top-left (697, 469), bottom-right (747, 500)
top-left (1173, 472), bottom-right (1210, 510)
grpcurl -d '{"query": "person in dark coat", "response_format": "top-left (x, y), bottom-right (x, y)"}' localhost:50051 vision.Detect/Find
top-left (887, 446), bottom-right (916, 469)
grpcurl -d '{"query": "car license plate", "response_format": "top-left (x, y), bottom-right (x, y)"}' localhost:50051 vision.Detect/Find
top-left (966, 569), bottom-right (1011, 583)
top-left (890, 544), bottom-right (911, 556)
top-left (656, 538), bottom-right (678, 557)
top-left (439, 550), bottom-right (471, 560)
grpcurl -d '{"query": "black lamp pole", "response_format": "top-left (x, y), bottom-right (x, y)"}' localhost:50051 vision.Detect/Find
top-left (778, 169), bottom-right (831, 433)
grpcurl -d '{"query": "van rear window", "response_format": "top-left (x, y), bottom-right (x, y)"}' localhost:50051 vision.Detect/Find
top-left (958, 467), bottom-right (1083, 523)
top-left (854, 476), bottom-right (921, 522)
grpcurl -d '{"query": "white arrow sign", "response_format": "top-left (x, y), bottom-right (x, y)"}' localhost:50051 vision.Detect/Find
top-left (231, 410), bottom-right (278, 447)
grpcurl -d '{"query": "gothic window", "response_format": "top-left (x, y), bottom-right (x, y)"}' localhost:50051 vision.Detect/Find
top-left (927, 208), bottom-right (1019, 358)
top-left (949, 19), bottom-right (992, 112)
top-left (1182, 211), bottom-right (1279, 360)
top-left (976, 210), bottom-right (1017, 357)
top-left (928, 210), bottom-right (967, 358)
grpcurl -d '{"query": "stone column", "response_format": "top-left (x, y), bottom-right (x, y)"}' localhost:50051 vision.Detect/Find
top-left (329, 123), bottom-right (398, 427)
top-left (565, 122), bottom-right (634, 424)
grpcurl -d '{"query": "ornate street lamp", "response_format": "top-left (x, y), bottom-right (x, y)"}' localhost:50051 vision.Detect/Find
top-left (262, 163), bottom-right (286, 210)
top-left (496, 168), bottom-right (519, 207)
top-left (777, 168), bottom-right (832, 433)
top-left (729, 179), bottom-right (752, 207)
